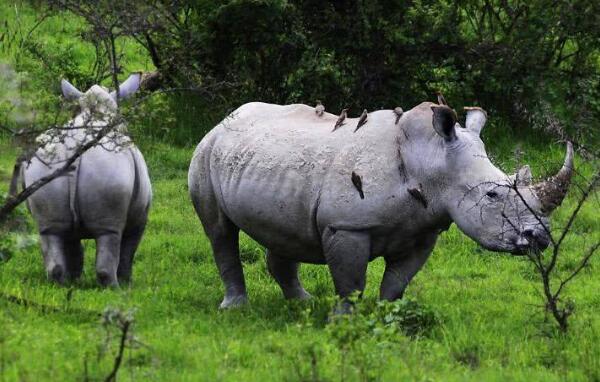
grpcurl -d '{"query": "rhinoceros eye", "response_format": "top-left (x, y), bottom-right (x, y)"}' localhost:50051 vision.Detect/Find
top-left (486, 190), bottom-right (499, 198)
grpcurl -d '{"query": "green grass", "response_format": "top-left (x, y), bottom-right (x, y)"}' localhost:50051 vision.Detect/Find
top-left (1, 2), bottom-right (600, 381)
top-left (1, 126), bottom-right (599, 382)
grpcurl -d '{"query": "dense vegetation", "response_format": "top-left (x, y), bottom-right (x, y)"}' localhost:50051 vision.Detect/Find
top-left (0, 1), bottom-right (599, 381)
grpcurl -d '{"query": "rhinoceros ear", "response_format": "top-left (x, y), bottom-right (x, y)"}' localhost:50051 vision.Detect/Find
top-left (510, 165), bottom-right (533, 186)
top-left (110, 73), bottom-right (142, 101)
top-left (431, 106), bottom-right (457, 142)
top-left (61, 79), bottom-right (83, 100)
top-left (464, 106), bottom-right (487, 135)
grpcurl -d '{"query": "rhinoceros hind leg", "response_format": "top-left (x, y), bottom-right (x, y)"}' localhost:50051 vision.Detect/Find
top-left (95, 233), bottom-right (121, 287)
top-left (65, 239), bottom-right (84, 281)
top-left (322, 229), bottom-right (370, 311)
top-left (117, 225), bottom-right (145, 283)
top-left (203, 215), bottom-right (247, 309)
top-left (266, 250), bottom-right (311, 300)
top-left (40, 234), bottom-right (67, 285)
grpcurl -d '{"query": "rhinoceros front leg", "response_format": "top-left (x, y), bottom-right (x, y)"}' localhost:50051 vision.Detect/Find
top-left (95, 233), bottom-right (121, 287)
top-left (379, 241), bottom-right (435, 301)
top-left (266, 250), bottom-right (311, 300)
top-left (322, 229), bottom-right (370, 311)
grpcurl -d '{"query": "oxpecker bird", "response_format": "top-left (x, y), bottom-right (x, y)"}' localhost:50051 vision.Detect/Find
top-left (436, 91), bottom-right (448, 106)
top-left (407, 184), bottom-right (428, 208)
top-left (315, 100), bottom-right (325, 117)
top-left (332, 108), bottom-right (348, 132)
top-left (394, 107), bottom-right (403, 124)
top-left (354, 109), bottom-right (368, 132)
top-left (351, 171), bottom-right (365, 199)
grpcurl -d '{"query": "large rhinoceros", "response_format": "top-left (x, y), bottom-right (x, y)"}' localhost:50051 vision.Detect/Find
top-left (188, 102), bottom-right (573, 308)
top-left (23, 74), bottom-right (152, 287)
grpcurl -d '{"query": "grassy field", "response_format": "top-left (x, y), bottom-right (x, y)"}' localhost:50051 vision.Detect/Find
top-left (1, 3), bottom-right (600, 382)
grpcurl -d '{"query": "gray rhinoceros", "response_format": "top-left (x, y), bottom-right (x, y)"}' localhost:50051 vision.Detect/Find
top-left (188, 102), bottom-right (573, 308)
top-left (23, 74), bottom-right (152, 287)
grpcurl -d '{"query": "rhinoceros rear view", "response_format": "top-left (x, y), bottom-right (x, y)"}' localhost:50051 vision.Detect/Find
top-left (188, 102), bottom-right (573, 308)
top-left (24, 75), bottom-right (152, 287)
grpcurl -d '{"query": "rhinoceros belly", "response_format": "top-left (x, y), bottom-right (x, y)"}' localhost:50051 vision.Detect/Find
top-left (211, 131), bottom-right (331, 262)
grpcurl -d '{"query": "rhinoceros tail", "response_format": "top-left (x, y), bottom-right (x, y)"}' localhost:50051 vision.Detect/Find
top-left (68, 156), bottom-right (82, 230)
top-left (8, 159), bottom-right (23, 197)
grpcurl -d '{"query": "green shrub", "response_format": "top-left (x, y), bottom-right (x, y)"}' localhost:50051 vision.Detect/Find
top-left (0, 193), bottom-right (36, 263)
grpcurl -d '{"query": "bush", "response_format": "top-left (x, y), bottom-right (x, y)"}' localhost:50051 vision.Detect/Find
top-left (0, 193), bottom-right (36, 263)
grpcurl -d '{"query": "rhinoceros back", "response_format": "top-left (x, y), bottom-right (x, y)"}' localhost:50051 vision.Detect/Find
top-left (189, 102), bottom-right (403, 260)
top-left (24, 128), bottom-right (149, 236)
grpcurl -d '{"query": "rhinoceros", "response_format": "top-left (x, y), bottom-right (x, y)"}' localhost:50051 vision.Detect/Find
top-left (188, 102), bottom-right (573, 308)
top-left (23, 74), bottom-right (152, 287)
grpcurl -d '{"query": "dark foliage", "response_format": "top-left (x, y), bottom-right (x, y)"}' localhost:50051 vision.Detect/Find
top-left (21, 0), bottom-right (600, 144)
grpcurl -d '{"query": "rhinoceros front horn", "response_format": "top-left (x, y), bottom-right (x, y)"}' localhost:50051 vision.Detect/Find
top-left (531, 142), bottom-right (574, 214)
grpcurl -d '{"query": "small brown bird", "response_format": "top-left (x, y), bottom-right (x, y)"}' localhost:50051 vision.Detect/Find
top-left (436, 91), bottom-right (447, 106)
top-left (351, 171), bottom-right (365, 199)
top-left (354, 109), bottom-right (368, 132)
top-left (332, 108), bottom-right (348, 132)
top-left (407, 184), bottom-right (427, 208)
top-left (315, 100), bottom-right (325, 117)
top-left (393, 107), bottom-right (403, 124)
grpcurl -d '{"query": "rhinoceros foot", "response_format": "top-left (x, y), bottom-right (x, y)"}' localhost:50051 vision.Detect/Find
top-left (96, 271), bottom-right (119, 288)
top-left (284, 288), bottom-right (312, 301)
top-left (219, 294), bottom-right (249, 309)
top-left (49, 264), bottom-right (66, 285)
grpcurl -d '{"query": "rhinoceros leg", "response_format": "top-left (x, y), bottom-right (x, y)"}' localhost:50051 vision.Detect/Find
top-left (117, 225), bottom-right (145, 283)
top-left (379, 238), bottom-right (436, 301)
top-left (208, 218), bottom-right (247, 309)
top-left (40, 234), bottom-right (68, 284)
top-left (95, 233), bottom-right (121, 287)
top-left (266, 250), bottom-right (311, 300)
top-left (322, 229), bottom-right (370, 310)
top-left (64, 239), bottom-right (84, 281)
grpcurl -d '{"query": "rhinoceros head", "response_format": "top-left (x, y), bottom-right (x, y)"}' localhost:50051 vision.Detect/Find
top-left (430, 105), bottom-right (573, 254)
top-left (61, 73), bottom-right (141, 115)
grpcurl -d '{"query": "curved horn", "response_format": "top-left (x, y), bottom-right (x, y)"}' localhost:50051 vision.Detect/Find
top-left (532, 142), bottom-right (574, 214)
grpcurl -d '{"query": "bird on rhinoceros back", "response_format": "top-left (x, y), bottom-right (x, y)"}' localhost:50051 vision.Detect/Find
top-left (22, 74), bottom-right (152, 287)
top-left (315, 100), bottom-right (325, 117)
top-left (332, 108), bottom-right (348, 131)
top-left (351, 171), bottom-right (365, 199)
top-left (436, 91), bottom-right (448, 106)
top-left (354, 109), bottom-right (368, 132)
top-left (394, 107), bottom-right (403, 124)
top-left (407, 184), bottom-right (427, 208)
top-left (188, 100), bottom-right (573, 311)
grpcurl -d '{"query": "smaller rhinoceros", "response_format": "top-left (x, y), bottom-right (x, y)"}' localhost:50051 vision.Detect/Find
top-left (22, 74), bottom-right (152, 287)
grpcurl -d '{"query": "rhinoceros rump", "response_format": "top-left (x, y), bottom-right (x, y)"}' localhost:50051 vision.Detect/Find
top-left (23, 75), bottom-right (152, 287)
top-left (188, 102), bottom-right (572, 308)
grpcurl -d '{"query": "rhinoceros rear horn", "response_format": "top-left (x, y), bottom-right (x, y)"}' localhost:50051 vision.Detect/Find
top-left (431, 105), bottom-right (457, 142)
top-left (531, 142), bottom-right (574, 214)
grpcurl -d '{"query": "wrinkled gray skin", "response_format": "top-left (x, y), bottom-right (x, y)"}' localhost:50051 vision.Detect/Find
top-left (188, 102), bottom-right (572, 308)
top-left (23, 75), bottom-right (152, 287)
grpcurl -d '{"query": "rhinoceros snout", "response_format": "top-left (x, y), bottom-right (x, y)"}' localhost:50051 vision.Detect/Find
top-left (513, 228), bottom-right (550, 254)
